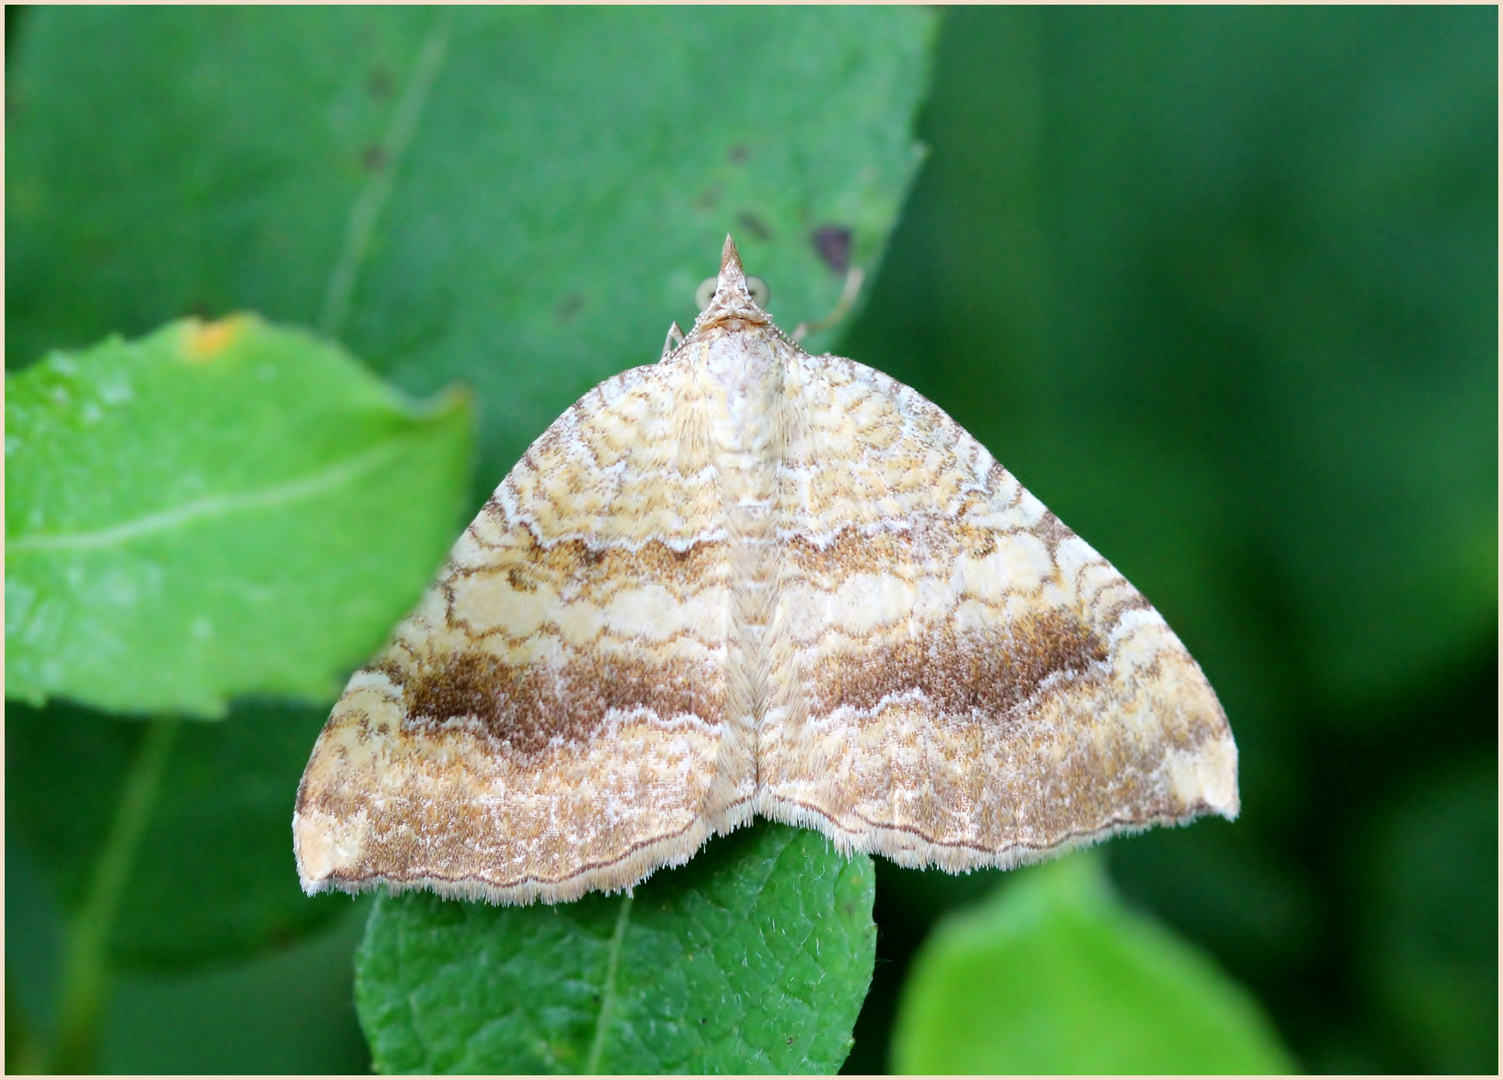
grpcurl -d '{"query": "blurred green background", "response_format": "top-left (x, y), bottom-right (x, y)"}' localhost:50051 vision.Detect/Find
top-left (842, 8), bottom-right (1497, 1074)
top-left (6, 6), bottom-right (1496, 1074)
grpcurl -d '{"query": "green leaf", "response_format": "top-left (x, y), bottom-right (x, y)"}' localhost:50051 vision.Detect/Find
top-left (7, 830), bottom-right (373, 1073)
top-left (355, 824), bottom-right (875, 1074)
top-left (890, 852), bottom-right (1297, 1074)
top-left (5, 316), bottom-right (473, 716)
top-left (7, 6), bottom-right (938, 502)
top-left (99, 903), bottom-right (373, 1074)
top-left (6, 697), bottom-right (353, 966)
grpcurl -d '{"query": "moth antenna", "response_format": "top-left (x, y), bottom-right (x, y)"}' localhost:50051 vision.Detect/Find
top-left (793, 266), bottom-right (865, 343)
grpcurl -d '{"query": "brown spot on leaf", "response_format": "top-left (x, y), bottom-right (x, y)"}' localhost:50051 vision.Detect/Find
top-left (728, 144), bottom-right (749, 164)
top-left (84, 238), bottom-right (117, 267)
top-left (362, 144), bottom-right (387, 173)
top-left (556, 294), bottom-right (585, 322)
top-left (368, 68), bottom-right (394, 99)
top-left (812, 226), bottom-right (853, 275)
top-left (736, 211), bottom-right (772, 241)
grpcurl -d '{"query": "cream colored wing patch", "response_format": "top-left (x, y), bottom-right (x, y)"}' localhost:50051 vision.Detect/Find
top-left (755, 353), bottom-right (1237, 870)
top-left (294, 358), bottom-right (754, 905)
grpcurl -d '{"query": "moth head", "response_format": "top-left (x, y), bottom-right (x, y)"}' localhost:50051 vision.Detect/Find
top-left (696, 273), bottom-right (770, 312)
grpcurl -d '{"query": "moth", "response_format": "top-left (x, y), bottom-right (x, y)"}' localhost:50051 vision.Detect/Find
top-left (294, 237), bottom-right (1238, 905)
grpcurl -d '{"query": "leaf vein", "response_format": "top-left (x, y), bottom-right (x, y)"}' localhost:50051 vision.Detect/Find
top-left (318, 11), bottom-right (453, 338)
top-left (8, 440), bottom-right (409, 553)
top-left (585, 894), bottom-right (634, 1074)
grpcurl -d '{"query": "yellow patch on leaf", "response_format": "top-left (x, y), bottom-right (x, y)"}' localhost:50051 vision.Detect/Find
top-left (182, 314), bottom-right (254, 363)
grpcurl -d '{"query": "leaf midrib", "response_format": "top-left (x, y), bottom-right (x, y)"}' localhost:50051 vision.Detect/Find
top-left (7, 438), bottom-right (409, 553)
top-left (585, 894), bottom-right (634, 1074)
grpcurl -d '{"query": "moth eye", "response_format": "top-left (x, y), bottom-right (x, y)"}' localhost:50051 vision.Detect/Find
top-left (694, 277), bottom-right (717, 311)
top-left (694, 275), bottom-right (772, 311)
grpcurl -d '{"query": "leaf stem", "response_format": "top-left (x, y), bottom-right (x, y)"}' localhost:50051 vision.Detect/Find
top-left (585, 894), bottom-right (634, 1074)
top-left (47, 717), bottom-right (180, 1074)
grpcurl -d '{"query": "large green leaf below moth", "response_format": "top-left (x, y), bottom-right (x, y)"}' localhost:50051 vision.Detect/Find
top-left (6, 6), bottom-right (937, 503)
top-left (890, 852), bottom-right (1297, 1074)
top-left (5, 317), bottom-right (473, 716)
top-left (355, 824), bottom-right (875, 1074)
